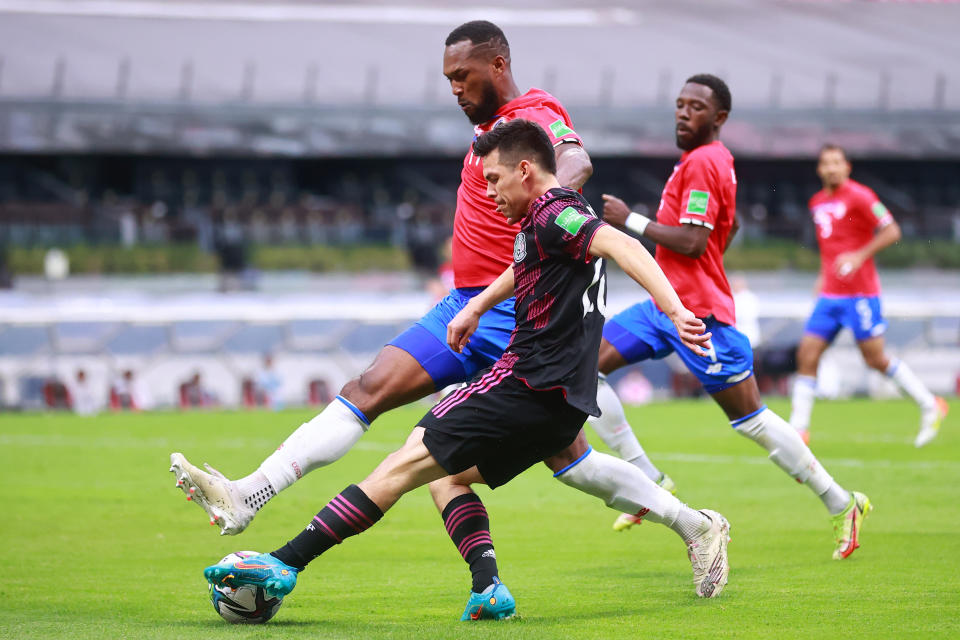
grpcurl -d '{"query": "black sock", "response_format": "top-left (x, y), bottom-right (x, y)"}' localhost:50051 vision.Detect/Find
top-left (271, 484), bottom-right (383, 571)
top-left (441, 492), bottom-right (499, 593)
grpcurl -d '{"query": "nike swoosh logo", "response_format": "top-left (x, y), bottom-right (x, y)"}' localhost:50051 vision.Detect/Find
top-left (234, 562), bottom-right (271, 570)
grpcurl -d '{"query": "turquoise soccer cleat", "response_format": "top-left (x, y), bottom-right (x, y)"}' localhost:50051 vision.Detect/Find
top-left (460, 577), bottom-right (516, 621)
top-left (204, 552), bottom-right (299, 599)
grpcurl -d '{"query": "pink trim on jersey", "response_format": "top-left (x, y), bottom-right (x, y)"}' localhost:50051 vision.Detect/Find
top-left (431, 364), bottom-right (513, 418)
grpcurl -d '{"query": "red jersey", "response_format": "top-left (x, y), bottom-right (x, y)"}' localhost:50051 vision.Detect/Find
top-left (452, 88), bottom-right (582, 288)
top-left (654, 140), bottom-right (738, 325)
top-left (809, 179), bottom-right (893, 297)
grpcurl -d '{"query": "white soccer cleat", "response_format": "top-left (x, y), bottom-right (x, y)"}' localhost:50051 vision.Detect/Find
top-left (169, 452), bottom-right (254, 535)
top-left (686, 509), bottom-right (731, 598)
top-left (915, 397), bottom-right (948, 448)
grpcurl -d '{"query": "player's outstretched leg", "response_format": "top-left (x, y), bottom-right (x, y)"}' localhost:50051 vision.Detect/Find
top-left (204, 552), bottom-right (299, 599)
top-left (171, 345), bottom-right (435, 534)
top-left (587, 373), bottom-right (678, 531)
top-left (551, 441), bottom-right (730, 598)
top-left (170, 453), bottom-right (256, 535)
top-left (202, 427), bottom-right (450, 616)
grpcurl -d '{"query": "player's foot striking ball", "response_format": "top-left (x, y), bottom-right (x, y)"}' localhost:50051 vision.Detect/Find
top-left (204, 552), bottom-right (299, 599)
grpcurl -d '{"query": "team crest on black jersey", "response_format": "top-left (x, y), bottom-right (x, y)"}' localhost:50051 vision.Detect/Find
top-left (514, 232), bottom-right (527, 262)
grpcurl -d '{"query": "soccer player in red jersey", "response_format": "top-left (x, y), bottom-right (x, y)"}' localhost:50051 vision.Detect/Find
top-left (789, 145), bottom-right (948, 447)
top-left (596, 75), bottom-right (871, 560)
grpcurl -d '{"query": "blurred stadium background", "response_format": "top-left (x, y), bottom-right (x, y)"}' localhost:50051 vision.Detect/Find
top-left (0, 0), bottom-right (958, 412)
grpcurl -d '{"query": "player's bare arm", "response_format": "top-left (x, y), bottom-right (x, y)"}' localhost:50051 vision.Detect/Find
top-left (588, 225), bottom-right (711, 356)
top-left (834, 218), bottom-right (901, 278)
top-left (555, 142), bottom-right (592, 190)
top-left (600, 193), bottom-right (711, 258)
top-left (446, 265), bottom-right (516, 353)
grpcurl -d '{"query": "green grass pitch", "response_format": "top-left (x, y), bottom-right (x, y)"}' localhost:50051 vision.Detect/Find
top-left (2, 398), bottom-right (958, 639)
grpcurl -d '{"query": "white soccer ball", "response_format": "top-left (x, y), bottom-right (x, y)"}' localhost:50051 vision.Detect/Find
top-left (209, 551), bottom-right (283, 624)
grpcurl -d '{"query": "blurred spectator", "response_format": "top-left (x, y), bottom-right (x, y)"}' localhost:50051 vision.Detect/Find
top-left (254, 354), bottom-right (284, 410)
top-left (110, 369), bottom-right (152, 411)
top-left (68, 368), bottom-right (101, 416)
top-left (42, 377), bottom-right (72, 410)
top-left (179, 372), bottom-right (218, 409)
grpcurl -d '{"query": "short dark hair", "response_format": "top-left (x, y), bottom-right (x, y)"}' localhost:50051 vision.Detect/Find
top-left (819, 143), bottom-right (848, 161)
top-left (686, 74), bottom-right (732, 112)
top-left (472, 119), bottom-right (557, 175)
top-left (445, 20), bottom-right (510, 60)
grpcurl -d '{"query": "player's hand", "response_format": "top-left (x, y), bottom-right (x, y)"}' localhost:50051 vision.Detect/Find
top-left (447, 307), bottom-right (482, 354)
top-left (670, 308), bottom-right (712, 357)
top-left (833, 251), bottom-right (864, 278)
top-left (601, 194), bottom-right (631, 226)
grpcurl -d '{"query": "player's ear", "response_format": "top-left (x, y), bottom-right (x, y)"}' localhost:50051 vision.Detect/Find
top-left (518, 159), bottom-right (531, 180)
top-left (714, 109), bottom-right (729, 128)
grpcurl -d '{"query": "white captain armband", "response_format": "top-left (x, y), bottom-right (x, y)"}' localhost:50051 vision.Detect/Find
top-left (625, 212), bottom-right (651, 236)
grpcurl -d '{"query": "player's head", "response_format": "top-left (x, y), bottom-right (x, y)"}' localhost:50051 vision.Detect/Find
top-left (675, 74), bottom-right (731, 151)
top-left (444, 21), bottom-right (512, 125)
top-left (817, 144), bottom-right (851, 189)
top-left (473, 119), bottom-right (557, 224)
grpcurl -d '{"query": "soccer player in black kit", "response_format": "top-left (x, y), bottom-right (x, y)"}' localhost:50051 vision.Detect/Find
top-left (204, 119), bottom-right (728, 619)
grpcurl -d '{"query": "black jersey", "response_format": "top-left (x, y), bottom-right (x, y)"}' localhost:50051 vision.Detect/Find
top-left (496, 187), bottom-right (608, 415)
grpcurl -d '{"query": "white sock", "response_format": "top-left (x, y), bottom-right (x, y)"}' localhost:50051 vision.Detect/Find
top-left (235, 471), bottom-right (275, 512)
top-left (257, 395), bottom-right (368, 493)
top-left (554, 448), bottom-right (708, 540)
top-left (789, 375), bottom-right (817, 432)
top-left (732, 407), bottom-right (850, 515)
top-left (886, 359), bottom-right (935, 411)
top-left (587, 376), bottom-right (663, 482)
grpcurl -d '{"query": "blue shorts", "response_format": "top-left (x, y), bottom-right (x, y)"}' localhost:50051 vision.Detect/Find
top-left (804, 295), bottom-right (887, 343)
top-left (603, 300), bottom-right (754, 394)
top-left (389, 288), bottom-right (515, 390)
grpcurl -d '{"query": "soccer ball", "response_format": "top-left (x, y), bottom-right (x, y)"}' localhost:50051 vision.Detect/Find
top-left (208, 551), bottom-right (283, 624)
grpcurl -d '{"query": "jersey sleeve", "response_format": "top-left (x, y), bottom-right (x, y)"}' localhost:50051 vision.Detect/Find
top-left (515, 107), bottom-right (583, 148)
top-left (536, 203), bottom-right (607, 263)
top-left (677, 155), bottom-right (724, 230)
top-left (860, 187), bottom-right (894, 229)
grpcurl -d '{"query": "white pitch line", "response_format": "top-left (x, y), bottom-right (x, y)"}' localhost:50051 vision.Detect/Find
top-left (2, 433), bottom-right (954, 472)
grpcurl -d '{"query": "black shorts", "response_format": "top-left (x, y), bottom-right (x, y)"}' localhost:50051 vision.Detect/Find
top-left (419, 368), bottom-right (587, 489)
